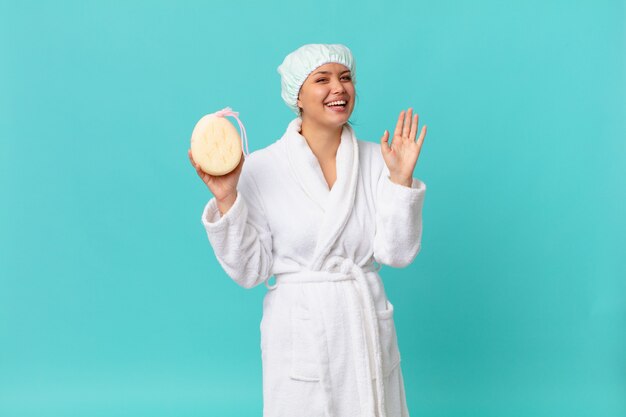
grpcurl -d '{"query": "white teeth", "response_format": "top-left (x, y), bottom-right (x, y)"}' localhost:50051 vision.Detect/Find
top-left (326, 100), bottom-right (347, 107)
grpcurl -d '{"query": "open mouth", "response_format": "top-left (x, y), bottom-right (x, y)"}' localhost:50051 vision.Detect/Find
top-left (325, 100), bottom-right (347, 107)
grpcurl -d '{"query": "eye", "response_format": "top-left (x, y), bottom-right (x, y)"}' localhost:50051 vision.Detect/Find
top-left (316, 78), bottom-right (327, 83)
top-left (341, 75), bottom-right (352, 80)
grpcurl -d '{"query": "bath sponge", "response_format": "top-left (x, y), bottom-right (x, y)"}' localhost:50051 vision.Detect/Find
top-left (190, 109), bottom-right (247, 176)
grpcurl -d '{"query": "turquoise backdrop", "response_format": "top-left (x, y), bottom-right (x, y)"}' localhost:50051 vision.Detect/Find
top-left (1, 0), bottom-right (624, 416)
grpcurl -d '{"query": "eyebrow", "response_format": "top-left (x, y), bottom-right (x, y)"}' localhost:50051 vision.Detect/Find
top-left (313, 70), bottom-right (351, 76)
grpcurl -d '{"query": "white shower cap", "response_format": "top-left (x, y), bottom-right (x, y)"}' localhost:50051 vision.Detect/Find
top-left (277, 43), bottom-right (356, 115)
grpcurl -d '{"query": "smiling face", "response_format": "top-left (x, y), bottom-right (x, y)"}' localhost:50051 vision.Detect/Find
top-left (296, 63), bottom-right (355, 129)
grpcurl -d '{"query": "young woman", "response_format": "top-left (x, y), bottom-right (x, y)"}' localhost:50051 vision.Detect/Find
top-left (188, 43), bottom-right (427, 417)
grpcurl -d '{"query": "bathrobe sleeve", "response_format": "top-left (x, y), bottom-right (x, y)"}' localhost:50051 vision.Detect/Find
top-left (373, 164), bottom-right (426, 268)
top-left (201, 172), bottom-right (273, 289)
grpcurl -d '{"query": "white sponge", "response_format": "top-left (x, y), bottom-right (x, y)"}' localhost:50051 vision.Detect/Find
top-left (190, 114), bottom-right (243, 176)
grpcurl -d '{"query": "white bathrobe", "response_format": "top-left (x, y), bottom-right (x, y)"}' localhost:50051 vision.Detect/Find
top-left (201, 117), bottom-right (426, 417)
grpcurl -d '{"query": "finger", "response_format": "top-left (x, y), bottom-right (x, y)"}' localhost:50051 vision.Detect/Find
top-left (409, 114), bottom-right (418, 141)
top-left (402, 108), bottom-right (412, 137)
top-left (189, 154), bottom-right (204, 176)
top-left (416, 125), bottom-right (427, 150)
top-left (380, 130), bottom-right (391, 155)
top-left (188, 150), bottom-right (198, 169)
top-left (190, 152), bottom-right (206, 175)
top-left (393, 111), bottom-right (405, 138)
top-left (234, 152), bottom-right (245, 173)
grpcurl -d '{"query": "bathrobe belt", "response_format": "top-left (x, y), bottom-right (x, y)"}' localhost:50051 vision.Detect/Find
top-left (266, 256), bottom-right (388, 417)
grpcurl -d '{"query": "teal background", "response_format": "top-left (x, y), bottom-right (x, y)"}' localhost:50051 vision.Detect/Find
top-left (1, 0), bottom-right (624, 416)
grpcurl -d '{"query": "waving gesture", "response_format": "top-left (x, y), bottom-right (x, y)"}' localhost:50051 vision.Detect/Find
top-left (380, 108), bottom-right (427, 187)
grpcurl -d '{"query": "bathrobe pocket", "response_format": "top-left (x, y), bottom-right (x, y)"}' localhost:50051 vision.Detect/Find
top-left (289, 305), bottom-right (321, 382)
top-left (376, 301), bottom-right (401, 378)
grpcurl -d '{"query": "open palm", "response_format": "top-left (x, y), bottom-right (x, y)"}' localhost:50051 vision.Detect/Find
top-left (380, 108), bottom-right (427, 187)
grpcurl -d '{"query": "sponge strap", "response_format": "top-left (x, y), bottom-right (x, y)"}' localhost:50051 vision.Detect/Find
top-left (211, 107), bottom-right (250, 158)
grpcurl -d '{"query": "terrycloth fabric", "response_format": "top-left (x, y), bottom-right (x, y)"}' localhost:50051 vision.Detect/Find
top-left (277, 44), bottom-right (357, 115)
top-left (201, 117), bottom-right (426, 417)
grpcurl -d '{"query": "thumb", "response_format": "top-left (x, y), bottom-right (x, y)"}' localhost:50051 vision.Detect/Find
top-left (380, 130), bottom-right (391, 156)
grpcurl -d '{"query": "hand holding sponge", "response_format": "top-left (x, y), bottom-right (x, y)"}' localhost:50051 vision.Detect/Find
top-left (190, 107), bottom-right (249, 176)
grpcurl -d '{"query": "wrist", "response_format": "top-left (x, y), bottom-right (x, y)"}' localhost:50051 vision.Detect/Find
top-left (216, 191), bottom-right (237, 215)
top-left (389, 175), bottom-right (412, 188)
top-left (216, 190), bottom-right (237, 204)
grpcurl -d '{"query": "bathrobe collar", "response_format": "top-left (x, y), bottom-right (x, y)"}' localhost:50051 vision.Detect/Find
top-left (283, 117), bottom-right (360, 271)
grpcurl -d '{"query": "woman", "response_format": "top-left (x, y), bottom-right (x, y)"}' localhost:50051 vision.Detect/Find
top-left (188, 44), bottom-right (427, 417)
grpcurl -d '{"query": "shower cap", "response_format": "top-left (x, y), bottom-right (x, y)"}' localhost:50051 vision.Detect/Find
top-left (277, 43), bottom-right (356, 115)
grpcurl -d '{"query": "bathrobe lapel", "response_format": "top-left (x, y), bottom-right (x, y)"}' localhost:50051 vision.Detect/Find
top-left (284, 117), bottom-right (360, 270)
top-left (285, 118), bottom-right (331, 210)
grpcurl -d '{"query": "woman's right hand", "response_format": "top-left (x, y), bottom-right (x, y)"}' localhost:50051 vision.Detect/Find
top-left (188, 149), bottom-right (244, 214)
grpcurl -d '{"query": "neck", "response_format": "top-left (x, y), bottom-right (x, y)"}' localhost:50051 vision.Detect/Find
top-left (299, 118), bottom-right (344, 161)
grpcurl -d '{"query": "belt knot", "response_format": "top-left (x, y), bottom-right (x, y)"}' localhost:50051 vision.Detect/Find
top-left (324, 255), bottom-right (381, 275)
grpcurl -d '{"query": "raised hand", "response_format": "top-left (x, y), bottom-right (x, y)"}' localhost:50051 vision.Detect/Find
top-left (380, 108), bottom-right (427, 187)
top-left (188, 149), bottom-right (244, 214)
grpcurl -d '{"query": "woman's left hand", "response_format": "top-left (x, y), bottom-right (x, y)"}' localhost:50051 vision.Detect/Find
top-left (380, 108), bottom-right (427, 187)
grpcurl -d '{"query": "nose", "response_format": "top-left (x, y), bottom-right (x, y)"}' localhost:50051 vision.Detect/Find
top-left (331, 76), bottom-right (347, 93)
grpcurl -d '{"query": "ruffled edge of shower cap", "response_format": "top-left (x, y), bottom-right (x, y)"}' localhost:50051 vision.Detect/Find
top-left (276, 43), bottom-right (357, 115)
